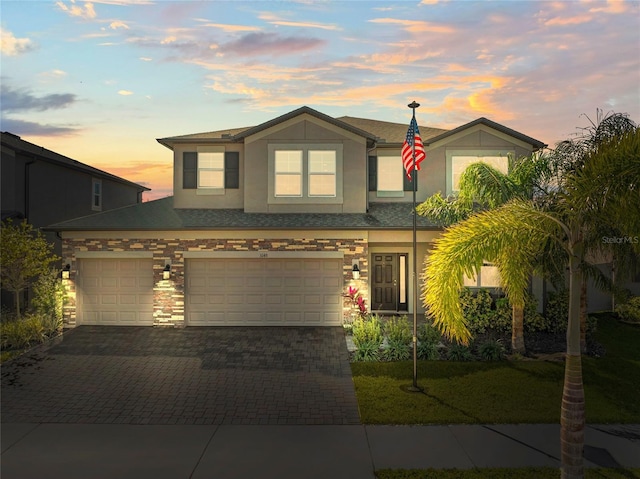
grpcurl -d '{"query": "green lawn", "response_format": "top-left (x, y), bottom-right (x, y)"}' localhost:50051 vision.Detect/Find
top-left (351, 315), bottom-right (640, 424)
top-left (374, 468), bottom-right (640, 479)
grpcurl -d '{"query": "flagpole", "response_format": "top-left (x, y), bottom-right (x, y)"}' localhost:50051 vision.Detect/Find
top-left (407, 101), bottom-right (422, 392)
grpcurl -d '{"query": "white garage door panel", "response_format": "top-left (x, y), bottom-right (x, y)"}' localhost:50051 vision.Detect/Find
top-left (186, 258), bottom-right (343, 326)
top-left (77, 258), bottom-right (154, 326)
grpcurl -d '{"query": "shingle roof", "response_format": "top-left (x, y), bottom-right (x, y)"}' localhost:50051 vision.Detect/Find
top-left (337, 116), bottom-right (448, 145)
top-left (427, 117), bottom-right (547, 150)
top-left (156, 108), bottom-right (545, 151)
top-left (1, 132), bottom-right (150, 191)
top-left (45, 197), bottom-right (441, 231)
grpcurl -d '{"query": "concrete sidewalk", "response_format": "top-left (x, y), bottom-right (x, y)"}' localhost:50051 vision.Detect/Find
top-left (2, 423), bottom-right (639, 479)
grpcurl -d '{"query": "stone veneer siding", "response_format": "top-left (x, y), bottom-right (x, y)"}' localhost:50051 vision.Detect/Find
top-left (61, 237), bottom-right (368, 327)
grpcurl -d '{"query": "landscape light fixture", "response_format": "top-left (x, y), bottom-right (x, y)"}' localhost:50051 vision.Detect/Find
top-left (62, 264), bottom-right (71, 279)
top-left (163, 264), bottom-right (171, 280)
top-left (352, 263), bottom-right (360, 280)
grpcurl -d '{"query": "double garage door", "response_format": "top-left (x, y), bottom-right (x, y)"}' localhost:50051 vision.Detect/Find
top-left (76, 257), bottom-right (343, 326)
top-left (186, 258), bottom-right (343, 326)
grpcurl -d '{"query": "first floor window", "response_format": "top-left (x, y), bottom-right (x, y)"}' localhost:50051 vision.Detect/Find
top-left (274, 150), bottom-right (303, 196)
top-left (198, 152), bottom-right (224, 189)
top-left (463, 262), bottom-right (501, 288)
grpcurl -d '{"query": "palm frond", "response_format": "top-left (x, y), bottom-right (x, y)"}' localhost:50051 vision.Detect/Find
top-left (422, 200), bottom-right (565, 344)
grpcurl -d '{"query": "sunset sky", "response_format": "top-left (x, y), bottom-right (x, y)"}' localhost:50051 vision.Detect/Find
top-left (2, 0), bottom-right (639, 200)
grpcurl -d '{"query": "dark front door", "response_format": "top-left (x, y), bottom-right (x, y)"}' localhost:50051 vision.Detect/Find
top-left (371, 253), bottom-right (408, 312)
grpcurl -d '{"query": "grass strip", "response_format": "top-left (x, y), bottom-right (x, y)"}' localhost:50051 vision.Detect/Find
top-left (352, 316), bottom-right (640, 424)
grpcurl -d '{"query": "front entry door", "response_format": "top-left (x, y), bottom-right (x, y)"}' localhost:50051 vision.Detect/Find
top-left (371, 253), bottom-right (408, 312)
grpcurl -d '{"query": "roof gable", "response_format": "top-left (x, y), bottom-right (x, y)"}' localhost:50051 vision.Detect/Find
top-left (427, 117), bottom-right (546, 150)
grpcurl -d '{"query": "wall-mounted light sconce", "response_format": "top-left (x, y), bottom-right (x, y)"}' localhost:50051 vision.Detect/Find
top-left (61, 264), bottom-right (71, 279)
top-left (352, 263), bottom-right (360, 280)
top-left (163, 263), bottom-right (171, 280)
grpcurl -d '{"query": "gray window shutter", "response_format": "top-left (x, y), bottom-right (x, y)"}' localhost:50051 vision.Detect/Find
top-left (403, 169), bottom-right (417, 191)
top-left (368, 156), bottom-right (377, 191)
top-left (225, 152), bottom-right (239, 189)
top-left (183, 152), bottom-right (197, 189)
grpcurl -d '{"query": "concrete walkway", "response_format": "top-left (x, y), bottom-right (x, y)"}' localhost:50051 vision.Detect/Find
top-left (2, 423), bottom-right (639, 478)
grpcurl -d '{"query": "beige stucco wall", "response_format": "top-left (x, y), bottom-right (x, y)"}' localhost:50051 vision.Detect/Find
top-left (243, 115), bottom-right (368, 213)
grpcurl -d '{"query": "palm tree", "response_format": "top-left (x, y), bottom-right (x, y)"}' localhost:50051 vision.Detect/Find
top-left (550, 111), bottom-right (638, 351)
top-left (417, 152), bottom-right (556, 354)
top-left (423, 127), bottom-right (640, 479)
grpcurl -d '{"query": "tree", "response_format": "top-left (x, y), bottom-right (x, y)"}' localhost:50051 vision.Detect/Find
top-left (417, 151), bottom-right (556, 353)
top-left (0, 219), bottom-right (59, 319)
top-left (550, 111), bottom-right (638, 352)
top-left (423, 127), bottom-right (640, 478)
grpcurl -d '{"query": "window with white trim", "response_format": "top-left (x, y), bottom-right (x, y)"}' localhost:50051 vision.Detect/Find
top-left (274, 150), bottom-right (303, 197)
top-left (463, 262), bottom-right (501, 288)
top-left (447, 150), bottom-right (512, 195)
top-left (377, 156), bottom-right (403, 197)
top-left (268, 144), bottom-right (343, 204)
top-left (308, 150), bottom-right (336, 197)
top-left (198, 152), bottom-right (225, 189)
top-left (92, 178), bottom-right (102, 211)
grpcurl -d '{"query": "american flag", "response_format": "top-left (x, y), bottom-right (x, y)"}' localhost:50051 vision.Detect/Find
top-left (401, 116), bottom-right (426, 180)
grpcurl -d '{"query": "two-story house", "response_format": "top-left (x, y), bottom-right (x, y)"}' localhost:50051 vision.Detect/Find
top-left (1, 131), bottom-right (149, 250)
top-left (1, 131), bottom-right (149, 310)
top-left (48, 106), bottom-right (547, 327)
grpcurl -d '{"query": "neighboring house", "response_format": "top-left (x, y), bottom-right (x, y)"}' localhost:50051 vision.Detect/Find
top-left (1, 132), bottom-right (149, 243)
top-left (48, 106), bottom-right (548, 328)
top-left (1, 131), bottom-right (149, 308)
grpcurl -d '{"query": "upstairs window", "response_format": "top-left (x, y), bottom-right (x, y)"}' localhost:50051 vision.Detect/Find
top-left (92, 178), bottom-right (102, 211)
top-left (308, 150), bottom-right (336, 197)
top-left (183, 150), bottom-right (239, 193)
top-left (447, 150), bottom-right (512, 195)
top-left (198, 152), bottom-right (224, 189)
top-left (274, 150), bottom-right (303, 197)
top-left (268, 144), bottom-right (343, 204)
top-left (368, 155), bottom-right (416, 197)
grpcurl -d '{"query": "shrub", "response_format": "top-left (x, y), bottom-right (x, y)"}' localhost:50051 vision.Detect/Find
top-left (418, 321), bottom-right (441, 345)
top-left (417, 342), bottom-right (440, 360)
top-left (492, 298), bottom-right (514, 334)
top-left (478, 339), bottom-right (506, 361)
top-left (352, 314), bottom-right (383, 361)
top-left (382, 316), bottom-right (412, 361)
top-left (544, 289), bottom-right (569, 333)
top-left (1, 314), bottom-right (46, 351)
top-left (446, 343), bottom-right (475, 361)
top-left (384, 316), bottom-right (412, 343)
top-left (459, 288), bottom-right (494, 334)
top-left (417, 321), bottom-right (442, 360)
top-left (616, 296), bottom-right (640, 323)
top-left (353, 341), bottom-right (381, 362)
top-left (30, 268), bottom-right (66, 336)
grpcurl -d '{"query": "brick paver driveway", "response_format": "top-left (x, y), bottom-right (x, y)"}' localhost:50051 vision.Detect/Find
top-left (1, 326), bottom-right (360, 425)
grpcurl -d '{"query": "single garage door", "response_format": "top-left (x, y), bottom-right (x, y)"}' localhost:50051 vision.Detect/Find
top-left (186, 258), bottom-right (343, 326)
top-left (76, 258), bottom-right (154, 325)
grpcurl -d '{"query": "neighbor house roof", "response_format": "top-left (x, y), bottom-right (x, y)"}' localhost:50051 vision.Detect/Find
top-left (1, 132), bottom-right (150, 192)
top-left (46, 197), bottom-right (440, 231)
